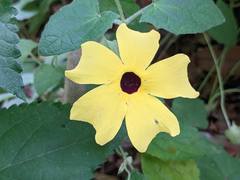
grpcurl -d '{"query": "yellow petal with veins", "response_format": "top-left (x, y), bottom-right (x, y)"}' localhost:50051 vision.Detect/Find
top-left (142, 54), bottom-right (199, 99)
top-left (116, 24), bottom-right (160, 71)
top-left (65, 41), bottom-right (123, 85)
top-left (125, 93), bottom-right (180, 152)
top-left (70, 83), bottom-right (127, 145)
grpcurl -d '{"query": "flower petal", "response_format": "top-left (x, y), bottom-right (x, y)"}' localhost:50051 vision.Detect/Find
top-left (125, 93), bottom-right (180, 152)
top-left (116, 24), bottom-right (160, 71)
top-left (142, 54), bottom-right (199, 99)
top-left (65, 41), bottom-right (123, 85)
top-left (70, 83), bottom-right (126, 145)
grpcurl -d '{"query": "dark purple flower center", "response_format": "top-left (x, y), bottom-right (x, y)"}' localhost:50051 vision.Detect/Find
top-left (120, 72), bottom-right (141, 94)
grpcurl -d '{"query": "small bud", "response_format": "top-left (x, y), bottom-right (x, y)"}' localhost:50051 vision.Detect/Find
top-left (225, 122), bottom-right (240, 144)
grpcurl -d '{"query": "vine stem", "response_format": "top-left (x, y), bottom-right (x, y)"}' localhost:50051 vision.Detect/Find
top-left (224, 59), bottom-right (240, 82)
top-left (198, 47), bottom-right (228, 92)
top-left (118, 146), bottom-right (134, 171)
top-left (114, 0), bottom-right (125, 21)
top-left (125, 4), bottom-right (151, 24)
top-left (158, 35), bottom-right (178, 59)
top-left (117, 146), bottom-right (134, 180)
top-left (208, 88), bottom-right (240, 108)
top-left (113, 3), bottom-right (151, 25)
top-left (233, 2), bottom-right (240, 8)
top-left (210, 58), bottom-right (240, 106)
top-left (209, 47), bottom-right (229, 98)
top-left (198, 65), bottom-right (215, 91)
top-left (203, 33), bottom-right (231, 128)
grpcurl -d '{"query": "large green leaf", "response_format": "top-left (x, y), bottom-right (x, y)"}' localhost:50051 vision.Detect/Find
top-left (197, 150), bottom-right (240, 180)
top-left (0, 2), bottom-right (25, 100)
top-left (140, 0), bottom-right (225, 35)
top-left (172, 98), bottom-right (208, 128)
top-left (145, 125), bottom-right (218, 161)
top-left (142, 154), bottom-right (200, 180)
top-left (0, 103), bottom-right (123, 180)
top-left (34, 64), bottom-right (63, 95)
top-left (208, 0), bottom-right (239, 47)
top-left (39, 0), bottom-right (118, 56)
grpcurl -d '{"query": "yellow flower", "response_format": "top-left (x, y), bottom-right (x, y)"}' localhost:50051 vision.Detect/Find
top-left (65, 24), bottom-right (199, 152)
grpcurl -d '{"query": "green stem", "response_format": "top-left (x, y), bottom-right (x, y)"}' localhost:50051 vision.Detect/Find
top-left (208, 88), bottom-right (240, 107)
top-left (119, 146), bottom-right (134, 170)
top-left (230, 0), bottom-right (235, 8)
top-left (29, 53), bottom-right (41, 65)
top-left (198, 64), bottom-right (215, 91)
top-left (125, 4), bottom-right (151, 24)
top-left (113, 19), bottom-right (123, 25)
top-left (233, 2), bottom-right (240, 8)
top-left (0, 93), bottom-right (15, 102)
top-left (158, 35), bottom-right (178, 60)
top-left (209, 47), bottom-right (229, 97)
top-left (224, 59), bottom-right (240, 83)
top-left (126, 168), bottom-right (131, 180)
top-left (160, 33), bottom-right (172, 47)
top-left (117, 146), bottom-right (134, 180)
top-left (113, 3), bottom-right (151, 25)
top-left (203, 33), bottom-right (231, 128)
top-left (114, 0), bottom-right (125, 21)
top-left (209, 77), bottom-right (218, 98)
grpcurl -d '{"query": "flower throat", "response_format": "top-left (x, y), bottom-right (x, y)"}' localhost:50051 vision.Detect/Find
top-left (120, 72), bottom-right (141, 94)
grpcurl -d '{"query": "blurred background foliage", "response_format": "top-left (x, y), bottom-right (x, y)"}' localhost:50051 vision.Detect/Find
top-left (0, 0), bottom-right (240, 179)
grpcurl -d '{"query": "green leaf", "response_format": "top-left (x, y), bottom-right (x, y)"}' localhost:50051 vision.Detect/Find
top-left (0, 2), bottom-right (25, 100)
top-left (0, 0), bottom-right (17, 23)
top-left (18, 39), bottom-right (37, 60)
top-left (0, 103), bottom-right (122, 180)
top-left (0, 67), bottom-right (25, 99)
top-left (172, 98), bottom-right (208, 128)
top-left (146, 98), bottom-right (218, 161)
top-left (142, 154), bottom-right (200, 180)
top-left (145, 125), bottom-right (218, 161)
top-left (208, 0), bottom-right (239, 47)
top-left (39, 0), bottom-right (118, 56)
top-left (99, 0), bottom-right (139, 17)
top-left (34, 64), bottom-right (63, 95)
top-left (140, 0), bottom-right (225, 35)
top-left (197, 150), bottom-right (240, 180)
top-left (130, 171), bottom-right (145, 180)
top-left (101, 38), bottom-right (119, 55)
